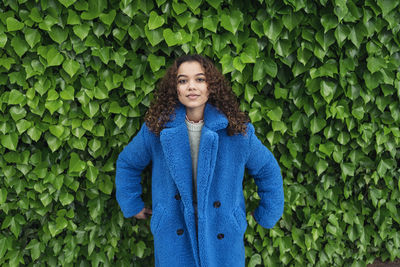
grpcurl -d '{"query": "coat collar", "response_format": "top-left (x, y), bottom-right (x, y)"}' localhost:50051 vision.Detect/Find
top-left (165, 102), bottom-right (228, 131)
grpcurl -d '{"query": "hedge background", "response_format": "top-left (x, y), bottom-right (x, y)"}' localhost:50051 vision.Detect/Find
top-left (0, 0), bottom-right (399, 266)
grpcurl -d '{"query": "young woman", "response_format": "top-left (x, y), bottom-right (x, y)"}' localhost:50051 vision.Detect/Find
top-left (115, 54), bottom-right (284, 267)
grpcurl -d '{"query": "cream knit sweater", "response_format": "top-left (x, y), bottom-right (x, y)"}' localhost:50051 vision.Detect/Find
top-left (185, 117), bottom-right (204, 219)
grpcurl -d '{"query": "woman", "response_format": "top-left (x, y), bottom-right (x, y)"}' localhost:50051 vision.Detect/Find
top-left (115, 54), bottom-right (284, 267)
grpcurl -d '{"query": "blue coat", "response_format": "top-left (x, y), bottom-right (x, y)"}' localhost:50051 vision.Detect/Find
top-left (115, 103), bottom-right (284, 267)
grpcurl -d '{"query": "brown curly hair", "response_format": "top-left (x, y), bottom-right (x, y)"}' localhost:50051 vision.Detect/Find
top-left (144, 54), bottom-right (250, 136)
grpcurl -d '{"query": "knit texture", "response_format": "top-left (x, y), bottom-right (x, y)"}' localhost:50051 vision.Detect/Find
top-left (115, 102), bottom-right (284, 267)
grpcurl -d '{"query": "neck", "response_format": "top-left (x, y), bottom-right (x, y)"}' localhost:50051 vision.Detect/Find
top-left (185, 107), bottom-right (205, 123)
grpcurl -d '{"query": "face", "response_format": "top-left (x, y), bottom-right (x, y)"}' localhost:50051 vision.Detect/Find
top-left (176, 61), bottom-right (209, 114)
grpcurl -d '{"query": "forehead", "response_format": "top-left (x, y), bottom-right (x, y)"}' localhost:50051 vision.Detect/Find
top-left (177, 61), bottom-right (205, 75)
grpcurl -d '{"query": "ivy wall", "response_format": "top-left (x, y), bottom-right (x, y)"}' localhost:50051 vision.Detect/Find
top-left (0, 0), bottom-right (399, 266)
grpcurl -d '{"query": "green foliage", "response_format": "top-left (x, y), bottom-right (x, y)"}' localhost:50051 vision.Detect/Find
top-left (0, 0), bottom-right (399, 266)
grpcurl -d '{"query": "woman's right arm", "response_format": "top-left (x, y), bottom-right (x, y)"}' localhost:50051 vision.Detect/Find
top-left (115, 123), bottom-right (152, 218)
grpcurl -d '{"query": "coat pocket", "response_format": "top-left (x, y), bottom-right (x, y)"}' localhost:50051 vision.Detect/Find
top-left (232, 206), bottom-right (248, 235)
top-left (150, 203), bottom-right (166, 235)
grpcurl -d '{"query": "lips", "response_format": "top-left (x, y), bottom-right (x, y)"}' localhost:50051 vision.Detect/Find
top-left (187, 94), bottom-right (200, 99)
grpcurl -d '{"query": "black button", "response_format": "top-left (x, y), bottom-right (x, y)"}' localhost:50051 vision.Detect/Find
top-left (217, 233), bottom-right (224, 239)
top-left (175, 194), bottom-right (181, 200)
top-left (213, 201), bottom-right (221, 208)
top-left (177, 229), bottom-right (184, 235)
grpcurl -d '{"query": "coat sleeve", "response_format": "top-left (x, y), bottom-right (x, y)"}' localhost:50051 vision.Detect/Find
top-left (115, 123), bottom-right (152, 218)
top-left (245, 123), bottom-right (284, 229)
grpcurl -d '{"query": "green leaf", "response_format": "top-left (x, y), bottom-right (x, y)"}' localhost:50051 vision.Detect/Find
top-left (27, 127), bottom-right (42, 142)
top-left (148, 54), bottom-right (165, 72)
top-left (334, 24), bottom-right (350, 46)
top-left (81, 101), bottom-right (99, 118)
top-left (172, 2), bottom-right (187, 15)
top-left (203, 16), bottom-right (218, 33)
top-left (11, 36), bottom-right (29, 57)
top-left (316, 159), bottom-right (329, 175)
top-left (148, 11), bottom-right (165, 30)
top-left (25, 28), bottom-right (41, 48)
top-left (49, 25), bottom-right (68, 44)
top-left (321, 14), bottom-right (338, 33)
top-left (86, 163), bottom-right (99, 183)
top-left (341, 162), bottom-right (355, 176)
top-left (60, 85), bottom-right (75, 100)
top-left (10, 106), bottom-right (26, 121)
top-left (315, 30), bottom-right (335, 51)
top-left (310, 117), bottom-right (327, 134)
top-left (46, 47), bottom-right (64, 66)
top-left (59, 191), bottom-right (74, 206)
top-left (0, 33), bottom-right (7, 48)
top-left (367, 57), bottom-right (387, 74)
top-left (248, 254), bottom-right (262, 267)
top-left (282, 11), bottom-right (303, 31)
top-left (319, 141), bottom-right (335, 156)
top-left (233, 57), bottom-right (245, 72)
top-left (45, 100), bottom-right (63, 115)
top-left (263, 19), bottom-right (283, 42)
top-left (73, 24), bottom-right (91, 40)
top-left (69, 152), bottom-right (86, 173)
top-left (220, 10), bottom-right (243, 34)
top-left (250, 20), bottom-right (263, 38)
top-left (264, 59), bottom-right (278, 77)
top-left (29, 7), bottom-right (43, 23)
top-left (62, 59), bottom-right (81, 77)
top-left (321, 80), bottom-right (336, 103)
top-left (183, 0), bottom-right (202, 11)
top-left (26, 239), bottom-right (41, 261)
top-left (0, 188), bottom-right (7, 204)
top-left (8, 89), bottom-right (26, 105)
top-left (46, 134), bottom-right (62, 152)
top-left (377, 0), bottom-right (399, 16)
top-left (16, 119), bottom-right (33, 134)
top-left (249, 108), bottom-right (262, 123)
top-left (58, 0), bottom-right (77, 8)
top-left (67, 9), bottom-right (81, 25)
top-left (205, 0), bottom-right (222, 9)
top-left (253, 60), bottom-right (266, 81)
top-left (133, 241), bottom-right (146, 258)
top-left (1, 133), bottom-right (18, 151)
top-left (244, 84), bottom-right (257, 103)
top-left (99, 10), bottom-right (116, 26)
top-left (163, 28), bottom-right (181, 46)
top-left (145, 27), bottom-right (164, 46)
top-left (49, 125), bottom-right (65, 138)
top-left (6, 17), bottom-right (24, 31)
top-left (267, 107), bottom-right (283, 121)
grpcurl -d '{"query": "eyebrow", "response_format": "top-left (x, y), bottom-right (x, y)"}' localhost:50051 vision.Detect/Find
top-left (177, 73), bottom-right (205, 79)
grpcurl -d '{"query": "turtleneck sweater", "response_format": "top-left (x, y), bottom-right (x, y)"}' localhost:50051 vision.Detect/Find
top-left (185, 117), bottom-right (204, 222)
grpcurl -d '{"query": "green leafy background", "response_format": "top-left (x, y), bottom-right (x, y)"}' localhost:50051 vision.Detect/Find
top-left (0, 0), bottom-right (399, 266)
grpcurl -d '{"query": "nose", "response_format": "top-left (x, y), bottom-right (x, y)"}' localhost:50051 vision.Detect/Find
top-left (188, 79), bottom-right (196, 90)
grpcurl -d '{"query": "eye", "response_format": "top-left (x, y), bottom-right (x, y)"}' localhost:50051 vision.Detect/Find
top-left (178, 79), bottom-right (187, 84)
top-left (197, 78), bottom-right (205, 82)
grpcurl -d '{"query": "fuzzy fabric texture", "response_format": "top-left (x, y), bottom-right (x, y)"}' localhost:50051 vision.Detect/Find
top-left (115, 102), bottom-right (284, 267)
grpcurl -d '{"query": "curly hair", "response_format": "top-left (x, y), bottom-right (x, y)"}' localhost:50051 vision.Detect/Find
top-left (144, 54), bottom-right (250, 136)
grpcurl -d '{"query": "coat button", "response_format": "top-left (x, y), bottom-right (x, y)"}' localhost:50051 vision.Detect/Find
top-left (217, 233), bottom-right (224, 239)
top-left (177, 229), bottom-right (184, 235)
top-left (175, 194), bottom-right (181, 200)
top-left (213, 201), bottom-right (221, 208)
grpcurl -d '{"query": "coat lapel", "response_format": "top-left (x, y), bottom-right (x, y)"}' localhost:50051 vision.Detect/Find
top-left (160, 103), bottom-right (228, 215)
top-left (160, 123), bottom-right (194, 211)
top-left (196, 127), bottom-right (218, 219)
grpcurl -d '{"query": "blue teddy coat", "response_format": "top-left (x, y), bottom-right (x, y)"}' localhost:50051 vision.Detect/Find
top-left (115, 103), bottom-right (284, 267)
